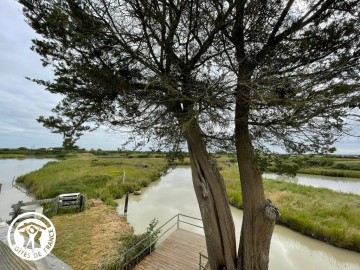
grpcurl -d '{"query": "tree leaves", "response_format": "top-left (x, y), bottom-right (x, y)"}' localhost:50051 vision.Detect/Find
top-left (19, 0), bottom-right (360, 155)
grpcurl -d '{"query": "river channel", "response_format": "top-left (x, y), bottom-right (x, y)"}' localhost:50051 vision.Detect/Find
top-left (0, 160), bottom-right (359, 269)
top-left (263, 173), bottom-right (360, 195)
top-left (0, 158), bottom-right (55, 221)
top-left (116, 167), bottom-right (360, 270)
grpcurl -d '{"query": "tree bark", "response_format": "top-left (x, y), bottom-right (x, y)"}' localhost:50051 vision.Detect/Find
top-left (235, 83), bottom-right (279, 270)
top-left (184, 121), bottom-right (237, 270)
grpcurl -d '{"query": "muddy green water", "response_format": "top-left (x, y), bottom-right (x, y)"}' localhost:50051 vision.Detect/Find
top-left (0, 159), bottom-right (55, 221)
top-left (116, 167), bottom-right (360, 270)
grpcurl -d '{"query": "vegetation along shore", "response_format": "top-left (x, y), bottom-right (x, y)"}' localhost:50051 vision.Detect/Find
top-left (221, 163), bottom-right (360, 251)
top-left (15, 152), bottom-right (360, 256)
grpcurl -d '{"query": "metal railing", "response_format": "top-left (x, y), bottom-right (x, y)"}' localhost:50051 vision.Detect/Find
top-left (199, 252), bottom-right (209, 270)
top-left (120, 213), bottom-right (203, 269)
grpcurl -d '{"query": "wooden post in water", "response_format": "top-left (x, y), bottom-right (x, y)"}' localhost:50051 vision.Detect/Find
top-left (124, 192), bottom-right (129, 215)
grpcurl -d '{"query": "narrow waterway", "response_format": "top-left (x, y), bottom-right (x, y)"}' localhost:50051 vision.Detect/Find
top-left (0, 159), bottom-right (55, 221)
top-left (263, 173), bottom-right (360, 195)
top-left (116, 168), bottom-right (360, 270)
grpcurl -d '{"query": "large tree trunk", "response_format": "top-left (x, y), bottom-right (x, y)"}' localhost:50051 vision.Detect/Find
top-left (184, 121), bottom-right (237, 270)
top-left (235, 84), bottom-right (279, 270)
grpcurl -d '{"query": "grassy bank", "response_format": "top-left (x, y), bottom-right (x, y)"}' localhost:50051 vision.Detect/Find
top-left (221, 164), bottom-right (360, 251)
top-left (176, 154), bottom-right (360, 178)
top-left (298, 167), bottom-right (360, 178)
top-left (16, 153), bottom-right (168, 204)
top-left (0, 153), bottom-right (27, 159)
top-left (0, 148), bottom-right (74, 159)
top-left (0, 148), bottom-right (165, 159)
top-left (275, 155), bottom-right (360, 178)
top-left (51, 199), bottom-right (133, 270)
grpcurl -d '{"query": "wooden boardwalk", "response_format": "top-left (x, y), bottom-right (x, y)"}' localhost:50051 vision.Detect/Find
top-left (0, 218), bottom-right (73, 270)
top-left (134, 229), bottom-right (207, 270)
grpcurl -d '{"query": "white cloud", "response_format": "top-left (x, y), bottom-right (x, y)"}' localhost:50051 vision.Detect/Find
top-left (0, 1), bottom-right (133, 150)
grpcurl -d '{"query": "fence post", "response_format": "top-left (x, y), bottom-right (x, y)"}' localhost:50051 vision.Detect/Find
top-left (0, 183), bottom-right (2, 194)
top-left (124, 192), bottom-right (129, 215)
top-left (199, 253), bottom-right (202, 270)
top-left (79, 194), bottom-right (85, 212)
top-left (177, 214), bottom-right (180, 229)
top-left (54, 196), bottom-right (59, 214)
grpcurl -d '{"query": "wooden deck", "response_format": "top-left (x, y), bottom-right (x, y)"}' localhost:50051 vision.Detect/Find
top-left (0, 218), bottom-right (73, 270)
top-left (134, 229), bottom-right (207, 270)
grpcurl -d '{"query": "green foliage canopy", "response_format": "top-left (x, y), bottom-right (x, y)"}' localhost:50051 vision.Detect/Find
top-left (20, 0), bottom-right (360, 154)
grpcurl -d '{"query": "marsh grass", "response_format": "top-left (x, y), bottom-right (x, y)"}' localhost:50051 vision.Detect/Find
top-left (51, 200), bottom-right (133, 270)
top-left (0, 153), bottom-right (27, 159)
top-left (279, 155), bottom-right (360, 178)
top-left (16, 154), bottom-right (168, 205)
top-left (220, 164), bottom-right (360, 251)
top-left (264, 181), bottom-right (360, 250)
top-left (298, 168), bottom-right (360, 178)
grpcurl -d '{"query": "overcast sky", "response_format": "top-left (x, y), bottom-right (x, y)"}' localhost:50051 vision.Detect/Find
top-left (0, 1), bottom-right (129, 150)
top-left (0, 1), bottom-right (359, 153)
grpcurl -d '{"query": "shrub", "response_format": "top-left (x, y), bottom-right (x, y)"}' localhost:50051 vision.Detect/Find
top-left (333, 163), bottom-right (348, 170)
top-left (100, 220), bottom-right (160, 270)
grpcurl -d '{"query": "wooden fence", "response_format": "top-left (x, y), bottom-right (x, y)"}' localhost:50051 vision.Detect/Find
top-left (8, 193), bottom-right (85, 224)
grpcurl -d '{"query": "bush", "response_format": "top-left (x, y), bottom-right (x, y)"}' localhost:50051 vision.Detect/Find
top-left (333, 163), bottom-right (348, 170)
top-left (101, 220), bottom-right (160, 270)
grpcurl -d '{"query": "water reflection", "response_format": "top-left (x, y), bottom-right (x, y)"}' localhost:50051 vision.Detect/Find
top-left (116, 168), bottom-right (360, 270)
top-left (263, 173), bottom-right (360, 195)
top-left (0, 159), bottom-right (55, 220)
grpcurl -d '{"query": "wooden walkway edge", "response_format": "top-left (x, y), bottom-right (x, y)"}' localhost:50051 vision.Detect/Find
top-left (134, 229), bottom-right (207, 270)
top-left (0, 219), bottom-right (73, 270)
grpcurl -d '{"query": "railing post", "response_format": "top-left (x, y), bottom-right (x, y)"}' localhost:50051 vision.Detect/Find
top-left (118, 213), bottom-right (204, 269)
top-left (199, 252), bottom-right (202, 270)
top-left (149, 230), bottom-right (152, 253)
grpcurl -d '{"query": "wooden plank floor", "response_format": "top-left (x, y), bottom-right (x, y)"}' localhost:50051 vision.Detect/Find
top-left (0, 219), bottom-right (73, 270)
top-left (134, 229), bottom-right (207, 270)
